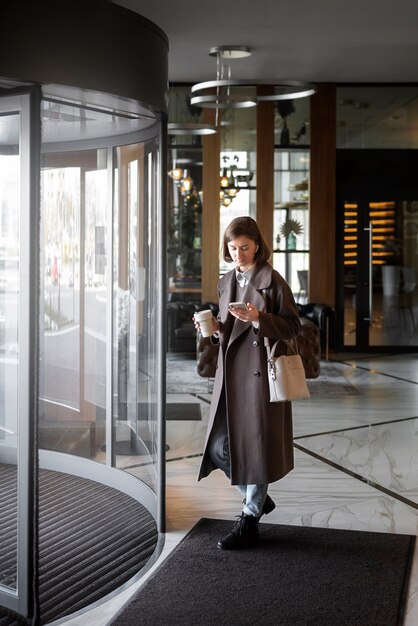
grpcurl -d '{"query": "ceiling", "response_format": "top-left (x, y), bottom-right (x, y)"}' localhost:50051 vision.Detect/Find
top-left (114, 0), bottom-right (418, 83)
top-left (113, 1), bottom-right (418, 149)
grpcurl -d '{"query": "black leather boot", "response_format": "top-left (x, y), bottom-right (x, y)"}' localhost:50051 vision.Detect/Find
top-left (241, 494), bottom-right (276, 519)
top-left (217, 513), bottom-right (259, 550)
top-left (260, 494), bottom-right (276, 518)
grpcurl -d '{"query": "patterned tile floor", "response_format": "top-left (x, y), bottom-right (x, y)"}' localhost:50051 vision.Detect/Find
top-left (61, 354), bottom-right (418, 626)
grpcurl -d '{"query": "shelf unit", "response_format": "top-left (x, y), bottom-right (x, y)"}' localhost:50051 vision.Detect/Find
top-left (273, 147), bottom-right (310, 299)
top-left (167, 142), bottom-right (203, 300)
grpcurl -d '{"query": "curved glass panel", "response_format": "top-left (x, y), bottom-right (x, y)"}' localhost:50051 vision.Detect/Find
top-left (113, 139), bottom-right (161, 492)
top-left (38, 98), bottom-right (163, 492)
top-left (39, 149), bottom-right (108, 459)
top-left (41, 93), bottom-right (156, 143)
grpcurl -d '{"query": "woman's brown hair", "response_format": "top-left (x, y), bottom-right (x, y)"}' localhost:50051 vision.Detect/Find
top-left (222, 216), bottom-right (271, 264)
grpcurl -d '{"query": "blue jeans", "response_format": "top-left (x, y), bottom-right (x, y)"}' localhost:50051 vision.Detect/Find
top-left (236, 483), bottom-right (268, 517)
top-left (208, 396), bottom-right (268, 517)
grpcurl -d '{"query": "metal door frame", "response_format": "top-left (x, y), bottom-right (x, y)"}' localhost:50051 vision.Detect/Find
top-left (0, 87), bottom-right (41, 620)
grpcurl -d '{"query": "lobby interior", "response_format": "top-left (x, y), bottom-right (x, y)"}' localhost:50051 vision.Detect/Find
top-left (82, 1), bottom-right (418, 622)
top-left (106, 1), bottom-right (418, 624)
top-left (1, 1), bottom-right (418, 624)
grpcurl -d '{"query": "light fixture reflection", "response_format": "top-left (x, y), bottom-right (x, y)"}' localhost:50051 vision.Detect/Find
top-left (168, 122), bottom-right (217, 135)
top-left (168, 167), bottom-right (184, 181)
top-left (220, 168), bottom-right (229, 188)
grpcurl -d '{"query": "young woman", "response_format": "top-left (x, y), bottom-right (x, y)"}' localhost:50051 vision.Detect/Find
top-left (194, 216), bottom-right (301, 549)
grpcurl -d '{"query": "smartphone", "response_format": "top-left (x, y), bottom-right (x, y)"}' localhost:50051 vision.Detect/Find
top-left (229, 301), bottom-right (248, 310)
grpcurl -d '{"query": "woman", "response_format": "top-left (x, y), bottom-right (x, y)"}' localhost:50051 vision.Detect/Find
top-left (194, 216), bottom-right (301, 550)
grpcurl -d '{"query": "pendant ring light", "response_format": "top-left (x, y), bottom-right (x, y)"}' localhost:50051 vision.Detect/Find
top-left (190, 46), bottom-right (316, 110)
top-left (168, 122), bottom-right (217, 135)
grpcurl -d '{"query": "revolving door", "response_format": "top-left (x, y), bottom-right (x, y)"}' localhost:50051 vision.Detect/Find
top-left (0, 2), bottom-right (168, 621)
top-left (0, 84), bottom-right (166, 623)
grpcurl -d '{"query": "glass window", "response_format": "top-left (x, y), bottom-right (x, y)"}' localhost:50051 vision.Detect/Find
top-left (273, 96), bottom-right (310, 298)
top-left (168, 86), bottom-right (204, 300)
top-left (220, 108), bottom-right (257, 274)
top-left (275, 98), bottom-right (310, 148)
top-left (273, 149), bottom-right (310, 297)
top-left (337, 86), bottom-right (418, 149)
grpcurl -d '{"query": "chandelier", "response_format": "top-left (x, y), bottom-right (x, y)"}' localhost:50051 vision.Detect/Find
top-left (220, 162), bottom-right (239, 207)
top-left (168, 167), bottom-right (198, 197)
top-left (219, 154), bottom-right (253, 208)
top-left (191, 46), bottom-right (316, 111)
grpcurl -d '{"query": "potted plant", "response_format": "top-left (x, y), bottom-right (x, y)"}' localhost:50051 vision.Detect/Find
top-left (280, 218), bottom-right (304, 250)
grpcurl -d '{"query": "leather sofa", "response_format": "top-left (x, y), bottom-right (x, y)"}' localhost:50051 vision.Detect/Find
top-left (168, 300), bottom-right (333, 378)
top-left (167, 301), bottom-right (218, 353)
top-left (196, 315), bottom-right (321, 380)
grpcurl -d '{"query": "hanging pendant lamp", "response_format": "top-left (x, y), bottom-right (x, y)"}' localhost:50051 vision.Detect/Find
top-left (190, 46), bottom-right (316, 110)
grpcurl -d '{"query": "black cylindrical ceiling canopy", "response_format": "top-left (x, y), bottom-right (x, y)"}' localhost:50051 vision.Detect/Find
top-left (0, 0), bottom-right (168, 115)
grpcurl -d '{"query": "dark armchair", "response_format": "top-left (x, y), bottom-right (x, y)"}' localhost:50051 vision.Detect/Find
top-left (297, 303), bottom-right (336, 357)
top-left (167, 301), bottom-right (219, 353)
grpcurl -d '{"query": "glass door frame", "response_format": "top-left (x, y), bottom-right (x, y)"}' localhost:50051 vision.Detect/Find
top-left (0, 87), bottom-right (40, 619)
top-left (337, 186), bottom-right (418, 353)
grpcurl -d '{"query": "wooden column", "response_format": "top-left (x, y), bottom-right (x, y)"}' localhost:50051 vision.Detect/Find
top-left (256, 86), bottom-right (275, 247)
top-left (202, 108), bottom-right (221, 303)
top-left (309, 83), bottom-right (336, 306)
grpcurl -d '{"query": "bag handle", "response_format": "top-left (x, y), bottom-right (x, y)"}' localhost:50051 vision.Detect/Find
top-left (264, 337), bottom-right (299, 383)
top-left (260, 288), bottom-right (299, 359)
top-left (264, 336), bottom-right (299, 359)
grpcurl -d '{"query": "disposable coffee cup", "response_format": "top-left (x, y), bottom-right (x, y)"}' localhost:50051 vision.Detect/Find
top-left (194, 309), bottom-right (213, 337)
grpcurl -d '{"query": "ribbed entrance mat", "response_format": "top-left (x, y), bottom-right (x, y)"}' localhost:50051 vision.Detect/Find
top-left (0, 464), bottom-right (158, 625)
top-left (166, 403), bottom-right (201, 420)
top-left (112, 517), bottom-right (415, 626)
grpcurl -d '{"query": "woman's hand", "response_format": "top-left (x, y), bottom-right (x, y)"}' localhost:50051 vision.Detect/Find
top-left (229, 302), bottom-right (259, 323)
top-left (193, 314), bottom-right (220, 335)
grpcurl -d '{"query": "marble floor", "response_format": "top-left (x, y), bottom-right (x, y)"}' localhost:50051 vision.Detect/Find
top-left (59, 353), bottom-right (418, 626)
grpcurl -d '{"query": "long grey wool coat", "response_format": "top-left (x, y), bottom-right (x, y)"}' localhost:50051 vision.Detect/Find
top-left (198, 261), bottom-right (301, 486)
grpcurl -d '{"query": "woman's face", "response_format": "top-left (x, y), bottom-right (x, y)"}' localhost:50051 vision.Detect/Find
top-left (227, 235), bottom-right (258, 272)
